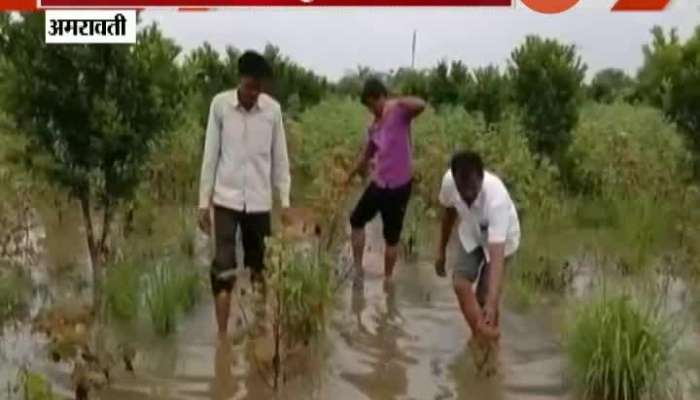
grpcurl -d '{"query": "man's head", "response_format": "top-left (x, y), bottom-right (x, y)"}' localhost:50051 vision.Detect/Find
top-left (361, 77), bottom-right (388, 118)
top-left (450, 151), bottom-right (485, 207)
top-left (237, 50), bottom-right (273, 110)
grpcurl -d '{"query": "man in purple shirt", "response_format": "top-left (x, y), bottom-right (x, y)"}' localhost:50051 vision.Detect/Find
top-left (346, 78), bottom-right (426, 287)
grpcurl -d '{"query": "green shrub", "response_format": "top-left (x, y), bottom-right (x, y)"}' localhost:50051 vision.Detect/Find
top-left (566, 294), bottom-right (677, 400)
top-left (568, 103), bottom-right (691, 199)
top-left (288, 96), bottom-right (366, 179)
top-left (105, 261), bottom-right (142, 321)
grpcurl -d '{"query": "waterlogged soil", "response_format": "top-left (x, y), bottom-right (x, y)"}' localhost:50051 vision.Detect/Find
top-left (2, 208), bottom-right (700, 400)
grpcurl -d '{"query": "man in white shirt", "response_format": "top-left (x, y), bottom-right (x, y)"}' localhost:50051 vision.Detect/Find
top-left (435, 151), bottom-right (520, 342)
top-left (198, 51), bottom-right (291, 337)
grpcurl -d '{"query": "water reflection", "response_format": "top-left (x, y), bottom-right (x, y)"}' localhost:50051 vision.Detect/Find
top-left (211, 339), bottom-right (237, 400)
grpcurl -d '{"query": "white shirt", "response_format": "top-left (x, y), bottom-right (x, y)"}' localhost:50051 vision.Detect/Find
top-left (439, 169), bottom-right (520, 259)
top-left (198, 90), bottom-right (291, 212)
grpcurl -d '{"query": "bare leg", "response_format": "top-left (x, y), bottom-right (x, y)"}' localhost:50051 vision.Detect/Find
top-left (384, 244), bottom-right (399, 279)
top-left (215, 291), bottom-right (231, 338)
top-left (453, 277), bottom-right (484, 335)
top-left (351, 228), bottom-right (365, 276)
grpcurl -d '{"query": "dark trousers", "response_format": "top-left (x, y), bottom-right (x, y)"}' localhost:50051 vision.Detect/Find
top-left (210, 206), bottom-right (271, 294)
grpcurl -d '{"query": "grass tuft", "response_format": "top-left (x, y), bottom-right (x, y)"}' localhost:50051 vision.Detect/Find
top-left (565, 294), bottom-right (678, 400)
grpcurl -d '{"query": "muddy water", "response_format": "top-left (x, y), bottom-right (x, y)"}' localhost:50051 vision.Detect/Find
top-left (90, 226), bottom-right (569, 400)
top-left (2, 207), bottom-right (700, 399)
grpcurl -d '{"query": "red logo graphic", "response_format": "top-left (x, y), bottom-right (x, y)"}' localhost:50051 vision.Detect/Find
top-left (522, 0), bottom-right (671, 13)
top-left (611, 0), bottom-right (671, 11)
top-left (521, 0), bottom-right (579, 14)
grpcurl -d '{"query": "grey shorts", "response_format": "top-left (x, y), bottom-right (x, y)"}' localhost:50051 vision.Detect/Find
top-left (451, 245), bottom-right (513, 306)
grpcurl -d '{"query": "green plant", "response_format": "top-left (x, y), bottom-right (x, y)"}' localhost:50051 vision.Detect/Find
top-left (175, 207), bottom-right (197, 259)
top-left (142, 258), bottom-right (202, 335)
top-left (566, 294), bottom-right (677, 400)
top-left (511, 205), bottom-right (580, 294)
top-left (144, 263), bottom-right (181, 336)
top-left (176, 262), bottom-right (202, 313)
top-left (263, 235), bottom-right (335, 389)
top-left (19, 369), bottom-right (58, 400)
top-left (606, 195), bottom-right (675, 275)
top-left (104, 261), bottom-right (142, 321)
top-left (0, 266), bottom-right (29, 321)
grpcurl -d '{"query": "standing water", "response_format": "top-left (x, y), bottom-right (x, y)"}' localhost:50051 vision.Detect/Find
top-left (1, 206), bottom-right (699, 400)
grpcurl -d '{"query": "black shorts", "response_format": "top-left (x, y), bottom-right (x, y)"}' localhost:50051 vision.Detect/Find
top-left (211, 206), bottom-right (271, 294)
top-left (349, 180), bottom-right (412, 246)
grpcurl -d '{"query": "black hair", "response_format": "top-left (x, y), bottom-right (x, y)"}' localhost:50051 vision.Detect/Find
top-left (238, 50), bottom-right (273, 80)
top-left (361, 77), bottom-right (388, 105)
top-left (450, 150), bottom-right (484, 180)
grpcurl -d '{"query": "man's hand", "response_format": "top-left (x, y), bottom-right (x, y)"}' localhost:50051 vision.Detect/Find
top-left (434, 254), bottom-right (447, 278)
top-left (198, 208), bottom-right (211, 236)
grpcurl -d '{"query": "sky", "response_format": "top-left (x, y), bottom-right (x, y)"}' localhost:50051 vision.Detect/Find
top-left (143, 0), bottom-right (700, 81)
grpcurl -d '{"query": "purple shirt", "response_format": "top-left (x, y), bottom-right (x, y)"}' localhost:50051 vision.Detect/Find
top-left (365, 104), bottom-right (414, 189)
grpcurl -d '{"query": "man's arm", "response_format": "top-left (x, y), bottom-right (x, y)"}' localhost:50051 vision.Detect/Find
top-left (484, 242), bottom-right (506, 322)
top-left (483, 200), bottom-right (510, 325)
top-left (272, 108), bottom-right (291, 208)
top-left (396, 96), bottom-right (427, 118)
top-left (346, 140), bottom-right (375, 185)
top-left (197, 98), bottom-right (222, 234)
top-left (435, 207), bottom-right (457, 277)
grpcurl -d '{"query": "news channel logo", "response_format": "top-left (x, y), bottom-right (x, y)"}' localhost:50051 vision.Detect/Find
top-left (45, 10), bottom-right (136, 44)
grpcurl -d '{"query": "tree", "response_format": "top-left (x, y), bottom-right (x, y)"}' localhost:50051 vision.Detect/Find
top-left (182, 43), bottom-right (238, 128)
top-left (636, 26), bottom-right (682, 108)
top-left (638, 26), bottom-right (700, 174)
top-left (336, 65), bottom-right (376, 97)
top-left (263, 43), bottom-right (328, 111)
top-left (467, 66), bottom-right (510, 126)
top-left (668, 26), bottom-right (700, 163)
top-left (0, 14), bottom-right (182, 280)
top-left (509, 35), bottom-right (586, 161)
top-left (391, 67), bottom-right (430, 99)
top-left (589, 68), bottom-right (635, 104)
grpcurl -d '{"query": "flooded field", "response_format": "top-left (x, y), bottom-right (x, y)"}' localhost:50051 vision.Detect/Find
top-left (2, 205), bottom-right (700, 400)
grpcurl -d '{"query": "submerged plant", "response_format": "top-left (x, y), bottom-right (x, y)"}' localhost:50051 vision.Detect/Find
top-left (104, 262), bottom-right (142, 321)
top-left (176, 264), bottom-right (202, 313)
top-left (0, 266), bottom-right (29, 321)
top-left (261, 235), bottom-right (336, 389)
top-left (144, 263), bottom-right (181, 336)
top-left (143, 258), bottom-right (203, 335)
top-left (565, 294), bottom-right (678, 400)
